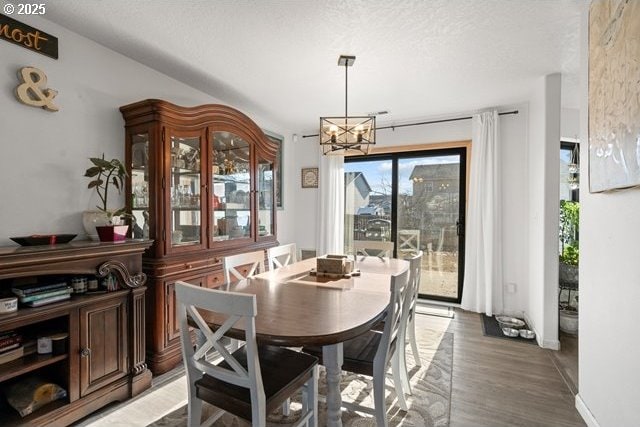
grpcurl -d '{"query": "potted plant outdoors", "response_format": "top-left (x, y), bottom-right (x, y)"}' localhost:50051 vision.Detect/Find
top-left (559, 200), bottom-right (579, 285)
top-left (559, 200), bottom-right (579, 334)
top-left (82, 155), bottom-right (130, 242)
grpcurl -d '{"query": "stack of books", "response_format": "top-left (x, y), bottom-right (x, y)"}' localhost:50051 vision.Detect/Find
top-left (0, 331), bottom-right (24, 365)
top-left (11, 282), bottom-right (73, 307)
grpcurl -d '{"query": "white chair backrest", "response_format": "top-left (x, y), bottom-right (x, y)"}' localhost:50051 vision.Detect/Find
top-left (376, 268), bottom-right (410, 364)
top-left (404, 251), bottom-right (423, 317)
top-left (175, 281), bottom-right (263, 393)
top-left (267, 243), bottom-right (297, 270)
top-left (353, 240), bottom-right (395, 258)
top-left (223, 251), bottom-right (265, 285)
top-left (398, 229), bottom-right (420, 254)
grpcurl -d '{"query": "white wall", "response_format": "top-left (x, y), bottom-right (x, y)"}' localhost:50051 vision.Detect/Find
top-left (576, 5), bottom-right (640, 426)
top-left (526, 74), bottom-right (561, 349)
top-left (562, 107), bottom-right (580, 140)
top-left (0, 16), bottom-right (295, 246)
top-left (292, 106), bottom-right (530, 315)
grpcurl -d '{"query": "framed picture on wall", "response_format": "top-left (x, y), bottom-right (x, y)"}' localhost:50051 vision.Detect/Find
top-left (588, 0), bottom-right (640, 192)
top-left (301, 167), bottom-right (319, 188)
top-left (264, 131), bottom-right (284, 209)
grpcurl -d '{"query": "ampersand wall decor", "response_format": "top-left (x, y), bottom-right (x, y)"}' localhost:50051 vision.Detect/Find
top-left (15, 66), bottom-right (59, 112)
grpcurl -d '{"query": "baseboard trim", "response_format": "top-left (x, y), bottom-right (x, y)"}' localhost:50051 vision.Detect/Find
top-left (543, 339), bottom-right (561, 350)
top-left (521, 312), bottom-right (560, 349)
top-left (576, 394), bottom-right (601, 427)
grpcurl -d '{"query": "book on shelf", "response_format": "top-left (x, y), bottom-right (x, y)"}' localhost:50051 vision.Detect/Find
top-left (0, 342), bottom-right (21, 354)
top-left (0, 332), bottom-right (22, 349)
top-left (18, 287), bottom-right (73, 303)
top-left (23, 294), bottom-right (71, 307)
top-left (11, 281), bottom-right (68, 297)
top-left (0, 345), bottom-right (24, 365)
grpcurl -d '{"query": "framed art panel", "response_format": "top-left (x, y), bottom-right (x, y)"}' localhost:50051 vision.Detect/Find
top-left (264, 131), bottom-right (284, 208)
top-left (589, 0), bottom-right (640, 192)
top-left (301, 167), bottom-right (319, 188)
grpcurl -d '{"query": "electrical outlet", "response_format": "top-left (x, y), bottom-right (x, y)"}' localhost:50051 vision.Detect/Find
top-left (505, 282), bottom-right (517, 293)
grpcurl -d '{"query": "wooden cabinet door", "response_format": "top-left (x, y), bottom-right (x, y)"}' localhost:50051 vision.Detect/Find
top-left (165, 276), bottom-right (204, 345)
top-left (79, 295), bottom-right (128, 397)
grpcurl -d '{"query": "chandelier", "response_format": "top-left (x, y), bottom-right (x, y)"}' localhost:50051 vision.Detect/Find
top-left (319, 55), bottom-right (376, 155)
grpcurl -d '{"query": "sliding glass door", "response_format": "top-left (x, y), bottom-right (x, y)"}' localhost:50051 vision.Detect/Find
top-left (344, 159), bottom-right (392, 255)
top-left (345, 147), bottom-right (466, 303)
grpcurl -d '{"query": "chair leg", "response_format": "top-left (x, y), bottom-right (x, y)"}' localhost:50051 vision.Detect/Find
top-left (399, 327), bottom-right (412, 395)
top-left (408, 315), bottom-right (421, 367)
top-left (373, 366), bottom-right (389, 427)
top-left (282, 399), bottom-right (291, 416)
top-left (186, 369), bottom-right (203, 427)
top-left (391, 350), bottom-right (409, 411)
top-left (308, 366), bottom-right (318, 427)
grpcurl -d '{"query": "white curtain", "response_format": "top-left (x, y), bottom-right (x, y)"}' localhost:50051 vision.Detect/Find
top-left (316, 152), bottom-right (345, 255)
top-left (461, 110), bottom-right (503, 316)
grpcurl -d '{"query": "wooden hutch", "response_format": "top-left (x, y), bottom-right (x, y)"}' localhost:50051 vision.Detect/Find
top-left (0, 239), bottom-right (152, 426)
top-left (120, 100), bottom-right (278, 374)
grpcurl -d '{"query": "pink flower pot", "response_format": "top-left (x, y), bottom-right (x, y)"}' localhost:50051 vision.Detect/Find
top-left (96, 225), bottom-right (129, 242)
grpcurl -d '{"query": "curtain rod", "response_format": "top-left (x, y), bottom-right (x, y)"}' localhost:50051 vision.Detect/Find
top-left (302, 110), bottom-right (519, 138)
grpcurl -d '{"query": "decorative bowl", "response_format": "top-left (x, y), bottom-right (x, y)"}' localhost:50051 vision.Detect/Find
top-left (502, 327), bottom-right (520, 337)
top-left (10, 234), bottom-right (77, 246)
top-left (519, 329), bottom-right (536, 339)
top-left (496, 316), bottom-right (525, 329)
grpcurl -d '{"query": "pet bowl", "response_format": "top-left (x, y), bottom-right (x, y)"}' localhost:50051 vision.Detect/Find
top-left (496, 316), bottom-right (525, 329)
top-left (519, 329), bottom-right (536, 339)
top-left (502, 327), bottom-right (520, 337)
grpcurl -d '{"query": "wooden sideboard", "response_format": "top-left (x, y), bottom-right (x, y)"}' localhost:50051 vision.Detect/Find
top-left (0, 239), bottom-right (152, 426)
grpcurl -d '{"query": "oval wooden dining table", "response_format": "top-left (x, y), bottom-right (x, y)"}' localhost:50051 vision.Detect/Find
top-left (195, 256), bottom-right (409, 427)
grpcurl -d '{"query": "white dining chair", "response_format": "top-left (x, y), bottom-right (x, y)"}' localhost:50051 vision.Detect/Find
top-left (223, 250), bottom-right (265, 285)
top-left (175, 281), bottom-right (319, 427)
top-left (303, 268), bottom-right (410, 426)
top-left (267, 243), bottom-right (297, 270)
top-left (399, 251), bottom-right (423, 394)
top-left (353, 240), bottom-right (395, 258)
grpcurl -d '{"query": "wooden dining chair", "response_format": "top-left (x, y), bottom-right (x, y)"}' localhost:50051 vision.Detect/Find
top-left (223, 250), bottom-right (266, 285)
top-left (399, 251), bottom-right (423, 394)
top-left (175, 281), bottom-right (319, 427)
top-left (353, 240), bottom-right (395, 258)
top-left (303, 268), bottom-right (410, 426)
top-left (267, 243), bottom-right (297, 270)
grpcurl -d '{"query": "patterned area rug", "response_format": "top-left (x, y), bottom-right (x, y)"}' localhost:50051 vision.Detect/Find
top-left (148, 329), bottom-right (453, 427)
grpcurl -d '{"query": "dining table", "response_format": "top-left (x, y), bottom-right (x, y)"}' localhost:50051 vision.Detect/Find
top-left (196, 255), bottom-right (409, 427)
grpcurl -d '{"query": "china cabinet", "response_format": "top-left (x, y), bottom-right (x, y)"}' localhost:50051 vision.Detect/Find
top-left (120, 99), bottom-right (278, 374)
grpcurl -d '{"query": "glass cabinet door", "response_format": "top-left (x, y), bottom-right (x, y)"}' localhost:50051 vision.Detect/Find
top-left (211, 132), bottom-right (252, 243)
top-left (169, 133), bottom-right (203, 248)
top-left (131, 132), bottom-right (150, 239)
top-left (257, 157), bottom-right (274, 238)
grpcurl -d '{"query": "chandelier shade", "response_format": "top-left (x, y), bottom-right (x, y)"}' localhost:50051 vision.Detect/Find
top-left (319, 116), bottom-right (376, 155)
top-left (319, 55), bottom-right (376, 155)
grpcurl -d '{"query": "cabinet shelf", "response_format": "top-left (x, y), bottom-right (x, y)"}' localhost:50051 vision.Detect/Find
top-left (213, 174), bottom-right (249, 185)
top-left (0, 398), bottom-right (67, 427)
top-left (171, 167), bottom-right (199, 175)
top-left (0, 353), bottom-right (68, 383)
top-left (214, 203), bottom-right (249, 210)
top-left (171, 206), bottom-right (201, 211)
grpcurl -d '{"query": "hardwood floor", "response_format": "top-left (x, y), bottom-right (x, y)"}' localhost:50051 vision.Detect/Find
top-left (77, 308), bottom-right (585, 427)
top-left (419, 309), bottom-right (585, 427)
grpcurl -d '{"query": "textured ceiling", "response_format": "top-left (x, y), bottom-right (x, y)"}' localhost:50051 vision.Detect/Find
top-left (42, 0), bottom-right (584, 132)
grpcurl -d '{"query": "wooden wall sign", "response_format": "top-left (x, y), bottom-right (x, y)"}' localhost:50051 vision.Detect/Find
top-left (0, 13), bottom-right (58, 59)
top-left (15, 66), bottom-right (59, 112)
